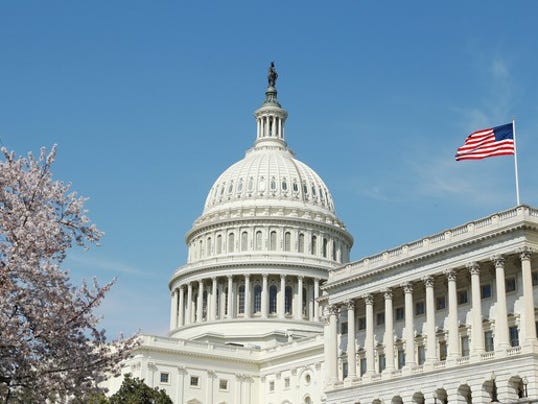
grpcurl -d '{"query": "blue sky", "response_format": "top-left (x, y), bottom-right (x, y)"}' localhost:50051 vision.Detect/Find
top-left (2, 1), bottom-right (538, 338)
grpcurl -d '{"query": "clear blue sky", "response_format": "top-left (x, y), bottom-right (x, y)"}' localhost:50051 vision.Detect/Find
top-left (2, 1), bottom-right (538, 338)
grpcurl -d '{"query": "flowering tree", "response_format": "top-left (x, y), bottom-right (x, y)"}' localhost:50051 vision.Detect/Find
top-left (0, 146), bottom-right (136, 402)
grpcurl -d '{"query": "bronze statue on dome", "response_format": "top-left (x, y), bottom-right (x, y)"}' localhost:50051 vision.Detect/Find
top-left (268, 62), bottom-right (278, 87)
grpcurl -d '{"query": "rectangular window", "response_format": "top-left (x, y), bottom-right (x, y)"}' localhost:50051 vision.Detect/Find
top-left (532, 271), bottom-right (538, 286)
top-left (397, 349), bottom-right (405, 369)
top-left (378, 353), bottom-right (386, 373)
top-left (342, 362), bottom-right (348, 379)
top-left (457, 290), bottom-right (468, 305)
top-left (436, 296), bottom-right (446, 310)
top-left (439, 341), bottom-right (447, 361)
top-left (481, 284), bottom-right (492, 299)
top-left (417, 345), bottom-right (425, 365)
top-left (461, 336), bottom-right (470, 357)
top-left (509, 326), bottom-right (519, 347)
top-left (415, 301), bottom-right (425, 316)
top-left (219, 379), bottom-right (228, 391)
top-left (284, 377), bottom-right (290, 388)
top-left (395, 306), bottom-right (405, 321)
top-left (160, 372), bottom-right (169, 384)
top-left (358, 317), bottom-right (366, 330)
top-left (376, 311), bottom-right (385, 326)
top-left (269, 380), bottom-right (275, 392)
top-left (190, 376), bottom-right (199, 387)
top-left (340, 321), bottom-right (348, 335)
top-left (485, 331), bottom-right (494, 352)
top-left (506, 277), bottom-right (517, 293)
top-left (359, 357), bottom-right (367, 376)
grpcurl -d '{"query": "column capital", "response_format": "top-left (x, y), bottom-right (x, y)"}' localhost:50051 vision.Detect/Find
top-left (423, 275), bottom-right (434, 288)
top-left (244, 274), bottom-right (250, 280)
top-left (198, 279), bottom-right (204, 285)
top-left (280, 273), bottom-right (286, 280)
top-left (520, 247), bottom-right (533, 260)
top-left (227, 274), bottom-right (233, 280)
top-left (445, 269), bottom-right (457, 281)
top-left (298, 275), bottom-right (304, 280)
top-left (382, 288), bottom-right (393, 300)
top-left (363, 294), bottom-right (374, 305)
top-left (467, 261), bottom-right (480, 275)
top-left (211, 276), bottom-right (217, 282)
top-left (328, 304), bottom-right (340, 315)
top-left (344, 299), bottom-right (355, 310)
top-left (262, 273), bottom-right (269, 279)
top-left (491, 255), bottom-right (505, 268)
top-left (401, 282), bottom-right (413, 294)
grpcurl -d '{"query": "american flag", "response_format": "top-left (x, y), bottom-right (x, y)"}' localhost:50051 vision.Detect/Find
top-left (455, 122), bottom-right (515, 161)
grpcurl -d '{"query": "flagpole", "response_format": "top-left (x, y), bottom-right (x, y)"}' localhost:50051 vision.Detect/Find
top-left (512, 119), bottom-right (521, 205)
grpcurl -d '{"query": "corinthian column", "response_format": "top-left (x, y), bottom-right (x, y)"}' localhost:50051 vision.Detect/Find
top-left (468, 262), bottom-right (484, 356)
top-left (520, 248), bottom-right (537, 346)
top-left (383, 289), bottom-right (395, 373)
top-left (402, 282), bottom-right (416, 369)
top-left (197, 280), bottom-right (204, 322)
top-left (327, 305), bottom-right (339, 383)
top-left (364, 294), bottom-right (375, 376)
top-left (446, 269), bottom-right (459, 360)
top-left (346, 300), bottom-right (357, 380)
top-left (170, 288), bottom-right (178, 330)
top-left (492, 256), bottom-right (509, 350)
top-left (178, 285), bottom-right (185, 327)
top-left (423, 276), bottom-right (436, 365)
top-left (186, 282), bottom-right (193, 325)
top-left (244, 275), bottom-right (251, 318)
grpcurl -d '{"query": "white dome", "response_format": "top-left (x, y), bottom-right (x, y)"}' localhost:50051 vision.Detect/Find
top-left (203, 146), bottom-right (335, 215)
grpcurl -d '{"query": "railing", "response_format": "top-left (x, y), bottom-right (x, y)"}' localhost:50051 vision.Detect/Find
top-left (507, 346), bottom-right (522, 356)
top-left (433, 360), bottom-right (446, 369)
top-left (456, 356), bottom-right (469, 365)
top-left (480, 351), bottom-right (495, 360)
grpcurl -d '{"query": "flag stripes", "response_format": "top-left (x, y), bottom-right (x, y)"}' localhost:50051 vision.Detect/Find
top-left (455, 123), bottom-right (515, 161)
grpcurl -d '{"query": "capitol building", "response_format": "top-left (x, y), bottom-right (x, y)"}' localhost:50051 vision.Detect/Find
top-left (106, 66), bottom-right (538, 403)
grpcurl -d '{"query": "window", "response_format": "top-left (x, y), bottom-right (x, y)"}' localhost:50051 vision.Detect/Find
top-left (281, 177), bottom-right (287, 191)
top-left (439, 340), bottom-right (447, 361)
top-left (457, 290), bottom-right (468, 305)
top-left (533, 271), bottom-right (538, 286)
top-left (461, 336), bottom-right (470, 357)
top-left (436, 296), bottom-right (446, 310)
top-left (284, 377), bottom-right (290, 388)
top-left (332, 240), bottom-right (337, 261)
top-left (254, 285), bottom-right (262, 313)
top-left (206, 237), bottom-right (212, 256)
top-left (216, 235), bottom-right (222, 254)
top-left (255, 231), bottom-right (262, 250)
top-left (481, 283), bottom-right (492, 299)
top-left (160, 372), bottom-right (169, 383)
top-left (237, 178), bottom-right (243, 192)
top-left (285, 286), bottom-right (293, 314)
top-left (378, 353), bottom-right (386, 373)
top-left (270, 176), bottom-right (276, 191)
top-left (509, 326), bottom-right (519, 347)
top-left (269, 380), bottom-right (275, 392)
top-left (485, 331), bottom-right (494, 352)
top-left (340, 322), bottom-right (348, 335)
top-left (228, 233), bottom-right (235, 253)
top-left (302, 287), bottom-right (307, 316)
top-left (305, 373), bottom-right (311, 384)
top-left (376, 312), bottom-right (385, 326)
top-left (269, 285), bottom-right (278, 314)
top-left (415, 301), bottom-right (425, 315)
top-left (342, 362), bottom-right (348, 379)
top-left (270, 231), bottom-right (277, 251)
top-left (284, 232), bottom-right (291, 252)
top-left (241, 231), bottom-right (248, 251)
top-left (248, 176), bottom-right (254, 191)
top-left (360, 357), bottom-right (367, 376)
top-left (506, 277), bottom-right (517, 292)
top-left (397, 349), bottom-right (405, 369)
top-left (418, 345), bottom-right (425, 365)
top-left (358, 317), bottom-right (366, 330)
top-left (293, 179), bottom-right (299, 192)
top-left (311, 235), bottom-right (317, 255)
top-left (219, 379), bottom-right (228, 391)
top-left (322, 238), bottom-right (328, 258)
top-left (238, 285), bottom-right (245, 314)
top-left (298, 233), bottom-right (305, 253)
top-left (395, 307), bottom-right (404, 321)
top-left (190, 376), bottom-right (199, 387)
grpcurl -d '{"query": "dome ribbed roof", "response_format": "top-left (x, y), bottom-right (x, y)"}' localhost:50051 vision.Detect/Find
top-left (203, 146), bottom-right (335, 214)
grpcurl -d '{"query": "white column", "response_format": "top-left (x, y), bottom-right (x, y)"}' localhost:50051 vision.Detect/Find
top-left (296, 276), bottom-right (304, 320)
top-left (493, 256), bottom-right (509, 350)
top-left (383, 289), bottom-right (395, 373)
top-left (227, 275), bottom-right (233, 319)
top-left (314, 278), bottom-right (320, 320)
top-left (197, 280), bottom-right (204, 322)
top-left (219, 282), bottom-right (226, 319)
top-left (423, 276), bottom-right (436, 364)
top-left (261, 274), bottom-right (268, 318)
top-left (346, 300), bottom-right (357, 380)
top-left (520, 248), bottom-right (537, 344)
top-left (446, 269), bottom-right (459, 360)
top-left (279, 274), bottom-right (286, 319)
top-left (170, 288), bottom-right (178, 330)
top-left (364, 294), bottom-right (375, 376)
top-left (186, 282), bottom-right (193, 325)
top-left (468, 262), bottom-right (484, 356)
top-left (402, 282), bottom-right (416, 369)
top-left (178, 285), bottom-right (185, 327)
top-left (210, 277), bottom-right (217, 321)
top-left (327, 304), bottom-right (339, 383)
top-left (244, 274), bottom-right (251, 318)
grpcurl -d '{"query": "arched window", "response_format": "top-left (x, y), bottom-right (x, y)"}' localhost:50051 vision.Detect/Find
top-left (293, 179), bottom-right (299, 192)
top-left (259, 176), bottom-right (266, 191)
top-left (238, 285), bottom-right (245, 314)
top-left (284, 232), bottom-right (291, 252)
top-left (270, 176), bottom-right (276, 191)
top-left (311, 235), bottom-right (317, 255)
top-left (199, 240), bottom-right (203, 258)
top-left (282, 177), bottom-right (287, 191)
top-left (206, 237), bottom-right (212, 256)
top-left (298, 233), bottom-right (305, 253)
top-left (216, 289), bottom-right (220, 316)
top-left (228, 180), bottom-right (234, 194)
top-left (248, 176), bottom-right (254, 191)
top-left (224, 287), bottom-right (228, 316)
top-left (322, 238), bottom-right (328, 258)
top-left (332, 240), bottom-right (337, 261)
top-left (285, 286), bottom-right (293, 315)
top-left (241, 231), bottom-right (248, 251)
top-left (203, 290), bottom-right (208, 319)
top-left (254, 285), bottom-right (262, 313)
top-left (255, 231), bottom-right (262, 250)
top-left (270, 231), bottom-right (277, 251)
top-left (269, 285), bottom-right (278, 314)
top-left (228, 233), bottom-right (235, 253)
top-left (303, 182), bottom-right (308, 196)
top-left (302, 287), bottom-right (307, 316)
top-left (237, 177), bottom-right (243, 192)
top-left (216, 235), bottom-right (222, 254)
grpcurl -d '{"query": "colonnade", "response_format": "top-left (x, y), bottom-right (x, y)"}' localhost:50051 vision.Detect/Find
top-left (325, 249), bottom-right (537, 384)
top-left (257, 113), bottom-right (285, 139)
top-left (170, 274), bottom-right (322, 329)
